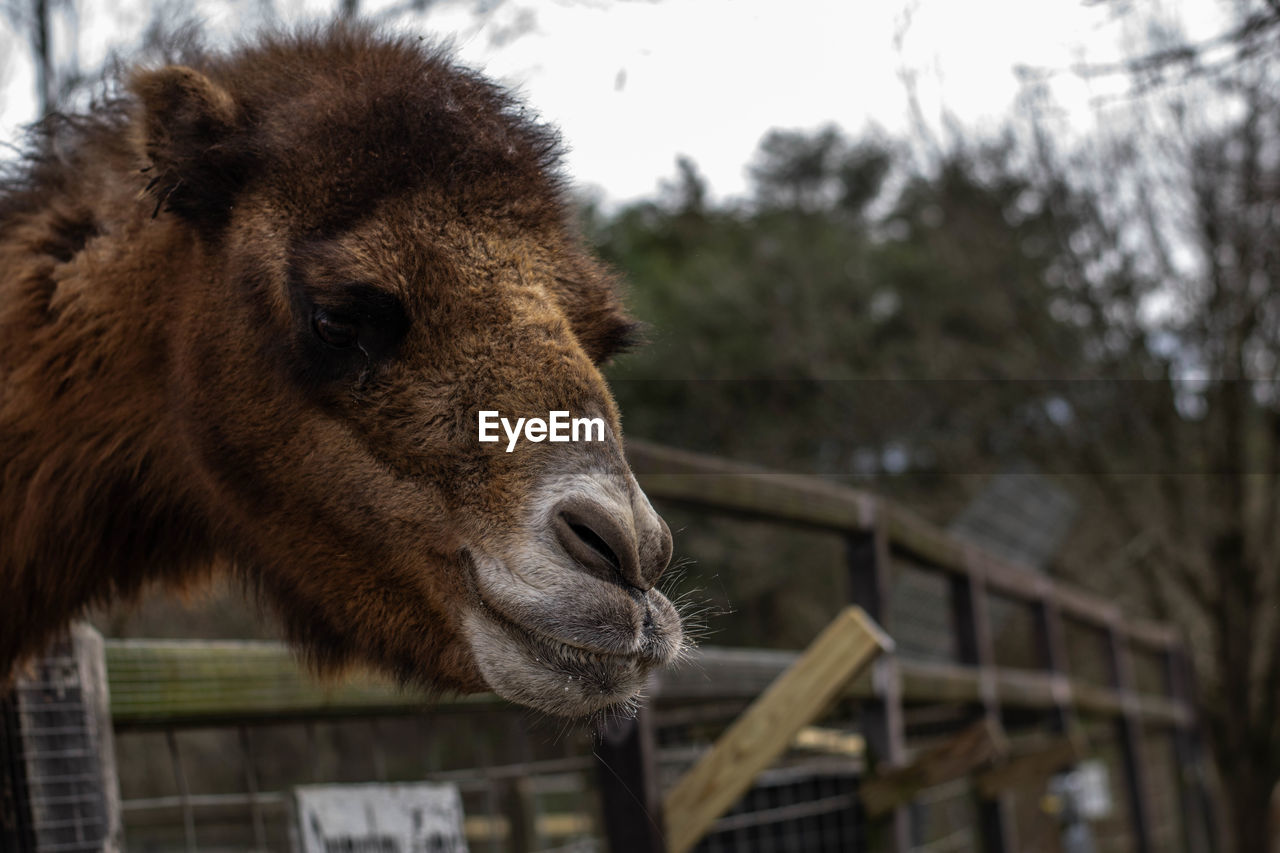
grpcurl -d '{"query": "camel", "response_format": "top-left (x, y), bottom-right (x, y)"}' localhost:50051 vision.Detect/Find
top-left (0, 24), bottom-right (683, 717)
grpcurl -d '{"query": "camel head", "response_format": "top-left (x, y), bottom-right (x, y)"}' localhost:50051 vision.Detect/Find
top-left (128, 28), bottom-right (682, 716)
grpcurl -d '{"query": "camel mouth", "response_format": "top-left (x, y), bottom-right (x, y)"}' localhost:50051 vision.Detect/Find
top-left (477, 589), bottom-right (667, 669)
top-left (461, 553), bottom-right (682, 716)
top-left (464, 599), bottom-right (653, 717)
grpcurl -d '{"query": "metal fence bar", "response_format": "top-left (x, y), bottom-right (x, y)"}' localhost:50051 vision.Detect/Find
top-left (237, 726), bottom-right (267, 851)
top-left (164, 729), bottom-right (197, 853)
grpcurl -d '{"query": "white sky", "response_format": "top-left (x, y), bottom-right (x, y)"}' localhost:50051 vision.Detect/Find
top-left (0, 0), bottom-right (1227, 204)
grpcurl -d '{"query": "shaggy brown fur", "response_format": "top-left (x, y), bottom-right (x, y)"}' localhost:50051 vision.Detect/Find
top-left (0, 24), bottom-right (681, 715)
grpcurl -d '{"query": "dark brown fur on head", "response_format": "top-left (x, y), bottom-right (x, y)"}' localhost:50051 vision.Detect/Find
top-left (0, 23), bottom-right (679, 716)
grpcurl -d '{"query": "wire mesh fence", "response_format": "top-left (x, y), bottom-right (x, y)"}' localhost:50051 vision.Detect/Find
top-left (0, 626), bottom-right (121, 853)
top-left (114, 712), bottom-right (606, 853)
top-left (1, 623), bottom-right (1214, 853)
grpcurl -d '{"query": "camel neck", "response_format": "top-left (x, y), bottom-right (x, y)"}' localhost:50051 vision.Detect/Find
top-left (0, 192), bottom-right (214, 675)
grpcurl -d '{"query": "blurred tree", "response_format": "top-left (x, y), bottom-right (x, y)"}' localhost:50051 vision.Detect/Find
top-left (1010, 10), bottom-right (1280, 845)
top-left (1023, 0), bottom-right (1280, 96)
top-left (592, 128), bottom-right (1097, 647)
top-left (2, 0), bottom-right (60, 114)
top-left (597, 40), bottom-right (1280, 836)
top-left (599, 128), bottom-right (1088, 494)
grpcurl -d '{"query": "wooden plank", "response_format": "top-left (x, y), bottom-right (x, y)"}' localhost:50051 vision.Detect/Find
top-left (894, 659), bottom-right (982, 705)
top-left (963, 546), bottom-right (1052, 606)
top-left (884, 505), bottom-right (968, 577)
top-left (627, 440), bottom-right (878, 533)
top-left (995, 668), bottom-right (1059, 708)
top-left (653, 647), bottom-right (803, 702)
top-left (71, 623), bottom-right (124, 853)
top-left (629, 441), bottom-right (1176, 652)
top-left (974, 737), bottom-right (1082, 799)
top-left (861, 718), bottom-right (1008, 817)
top-left (661, 607), bottom-right (891, 853)
top-left (885, 501), bottom-right (1147, 647)
top-left (105, 639), bottom-right (1194, 730)
top-left (1132, 694), bottom-right (1191, 728)
top-left (1053, 583), bottom-right (1123, 630)
top-left (1126, 618), bottom-right (1180, 651)
top-left (790, 726), bottom-right (865, 758)
top-left (106, 640), bottom-right (504, 727)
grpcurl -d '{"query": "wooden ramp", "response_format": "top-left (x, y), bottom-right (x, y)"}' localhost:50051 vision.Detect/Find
top-left (662, 606), bottom-right (891, 853)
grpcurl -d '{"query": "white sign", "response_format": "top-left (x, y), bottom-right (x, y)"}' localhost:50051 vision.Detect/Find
top-left (293, 782), bottom-right (469, 853)
top-left (1052, 759), bottom-right (1113, 820)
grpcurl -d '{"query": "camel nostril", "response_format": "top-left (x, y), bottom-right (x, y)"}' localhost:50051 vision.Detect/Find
top-left (567, 519), bottom-right (622, 574)
top-left (552, 499), bottom-right (646, 590)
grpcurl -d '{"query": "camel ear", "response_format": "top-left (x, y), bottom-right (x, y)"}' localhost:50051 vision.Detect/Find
top-left (130, 65), bottom-right (244, 224)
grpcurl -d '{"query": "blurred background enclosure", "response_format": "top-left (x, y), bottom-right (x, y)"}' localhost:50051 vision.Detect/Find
top-left (3, 1), bottom-right (1279, 851)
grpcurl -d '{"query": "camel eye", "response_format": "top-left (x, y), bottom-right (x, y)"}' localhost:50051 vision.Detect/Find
top-left (312, 310), bottom-right (359, 348)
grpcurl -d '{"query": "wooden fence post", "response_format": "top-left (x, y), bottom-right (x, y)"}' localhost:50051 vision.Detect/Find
top-left (595, 706), bottom-right (665, 853)
top-left (1166, 647), bottom-right (1218, 853)
top-left (496, 776), bottom-right (533, 853)
top-left (1031, 592), bottom-right (1074, 736)
top-left (950, 558), bottom-right (1016, 853)
top-left (1107, 624), bottom-right (1154, 853)
top-left (847, 524), bottom-right (911, 852)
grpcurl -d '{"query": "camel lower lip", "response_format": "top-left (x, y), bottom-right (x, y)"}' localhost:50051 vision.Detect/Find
top-left (474, 597), bottom-right (651, 713)
top-left (462, 552), bottom-right (678, 714)
top-left (477, 595), bottom-right (640, 670)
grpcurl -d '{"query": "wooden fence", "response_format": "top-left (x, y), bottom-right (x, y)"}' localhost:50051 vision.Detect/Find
top-left (5, 439), bottom-right (1219, 852)
top-left (601, 440), bottom-right (1217, 853)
